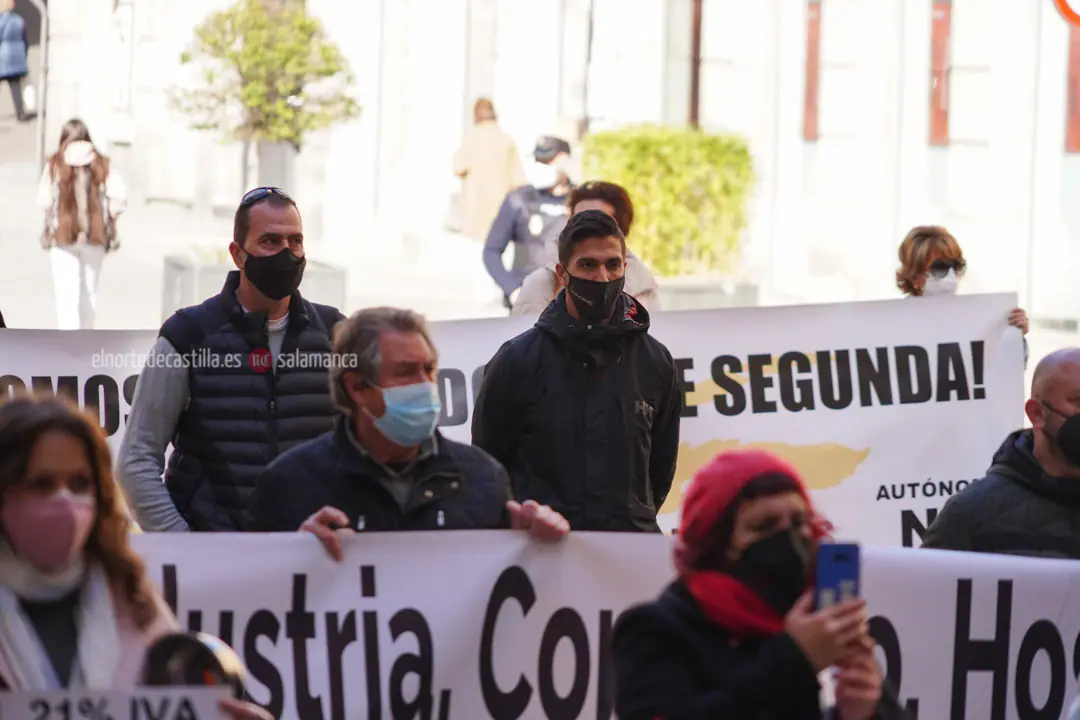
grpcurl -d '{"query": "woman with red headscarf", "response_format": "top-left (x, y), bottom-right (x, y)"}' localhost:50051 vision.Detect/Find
top-left (612, 450), bottom-right (896, 719)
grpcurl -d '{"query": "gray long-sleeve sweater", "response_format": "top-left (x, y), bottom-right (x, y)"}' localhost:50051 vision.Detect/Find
top-left (116, 323), bottom-right (286, 531)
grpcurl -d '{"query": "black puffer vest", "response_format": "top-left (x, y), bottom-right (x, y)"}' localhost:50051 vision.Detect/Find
top-left (159, 271), bottom-right (344, 530)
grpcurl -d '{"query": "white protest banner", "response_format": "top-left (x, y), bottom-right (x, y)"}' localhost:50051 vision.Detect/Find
top-left (132, 532), bottom-right (673, 720)
top-left (131, 533), bottom-right (1080, 720)
top-left (0, 687), bottom-right (228, 720)
top-left (0, 294), bottom-right (1025, 545)
top-left (862, 547), bottom-right (1080, 719)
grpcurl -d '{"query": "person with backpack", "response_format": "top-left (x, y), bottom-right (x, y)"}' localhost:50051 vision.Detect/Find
top-left (115, 187), bottom-right (346, 532)
top-left (37, 119), bottom-right (126, 330)
top-left (482, 135), bottom-right (574, 311)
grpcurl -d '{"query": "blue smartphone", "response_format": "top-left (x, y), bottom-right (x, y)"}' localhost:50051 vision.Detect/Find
top-left (814, 543), bottom-right (860, 609)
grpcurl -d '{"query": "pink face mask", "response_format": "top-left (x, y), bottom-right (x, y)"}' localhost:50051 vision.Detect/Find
top-left (1, 490), bottom-right (96, 573)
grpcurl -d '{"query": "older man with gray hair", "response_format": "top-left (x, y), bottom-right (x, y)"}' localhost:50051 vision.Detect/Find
top-left (247, 306), bottom-right (568, 555)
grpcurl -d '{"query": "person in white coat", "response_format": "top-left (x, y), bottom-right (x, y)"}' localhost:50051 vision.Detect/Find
top-left (37, 118), bottom-right (126, 330)
top-left (512, 180), bottom-right (660, 316)
top-left (452, 98), bottom-right (526, 242)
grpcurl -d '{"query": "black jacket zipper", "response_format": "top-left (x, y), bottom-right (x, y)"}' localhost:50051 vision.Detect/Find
top-left (267, 355), bottom-right (278, 459)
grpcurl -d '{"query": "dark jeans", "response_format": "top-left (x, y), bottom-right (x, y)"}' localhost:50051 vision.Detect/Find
top-left (5, 76), bottom-right (30, 121)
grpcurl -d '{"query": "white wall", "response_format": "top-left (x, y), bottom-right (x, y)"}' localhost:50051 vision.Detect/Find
top-left (299, 0), bottom-right (381, 247)
top-left (39, 0), bottom-right (1080, 324)
top-left (1026, 1), bottom-right (1078, 322)
top-left (674, 0), bottom-right (1078, 321)
top-left (491, 0), bottom-right (564, 154)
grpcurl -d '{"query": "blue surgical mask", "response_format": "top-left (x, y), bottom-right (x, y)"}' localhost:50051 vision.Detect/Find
top-left (367, 381), bottom-right (441, 447)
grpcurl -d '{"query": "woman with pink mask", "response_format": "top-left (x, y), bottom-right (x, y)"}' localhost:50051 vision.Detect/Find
top-left (0, 395), bottom-right (267, 718)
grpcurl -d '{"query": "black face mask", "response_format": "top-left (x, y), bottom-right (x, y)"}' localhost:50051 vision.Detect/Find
top-left (243, 248), bottom-right (306, 300)
top-left (725, 527), bottom-right (812, 616)
top-left (1044, 403), bottom-right (1080, 467)
top-left (566, 274), bottom-right (625, 324)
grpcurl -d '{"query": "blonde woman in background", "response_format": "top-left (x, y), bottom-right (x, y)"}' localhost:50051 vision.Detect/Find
top-left (37, 118), bottom-right (126, 330)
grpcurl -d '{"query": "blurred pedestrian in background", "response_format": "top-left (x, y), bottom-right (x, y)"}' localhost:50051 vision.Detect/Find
top-left (0, 0), bottom-right (32, 122)
top-left (512, 180), bottom-right (660, 316)
top-left (483, 135), bottom-right (574, 310)
top-left (38, 119), bottom-right (126, 330)
top-left (452, 98), bottom-right (525, 242)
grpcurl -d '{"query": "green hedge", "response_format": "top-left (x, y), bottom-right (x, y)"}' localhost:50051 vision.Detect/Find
top-left (582, 125), bottom-right (754, 278)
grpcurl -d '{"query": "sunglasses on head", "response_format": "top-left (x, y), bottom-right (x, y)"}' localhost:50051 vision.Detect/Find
top-left (239, 186), bottom-right (292, 207)
top-left (927, 258), bottom-right (965, 278)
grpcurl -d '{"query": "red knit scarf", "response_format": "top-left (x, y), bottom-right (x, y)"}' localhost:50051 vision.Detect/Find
top-left (685, 570), bottom-right (784, 639)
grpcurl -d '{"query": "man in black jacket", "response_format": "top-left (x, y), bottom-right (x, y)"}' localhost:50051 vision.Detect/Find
top-left (248, 306), bottom-right (568, 557)
top-left (116, 187), bottom-right (345, 531)
top-left (923, 348), bottom-right (1080, 556)
top-left (472, 210), bottom-right (681, 532)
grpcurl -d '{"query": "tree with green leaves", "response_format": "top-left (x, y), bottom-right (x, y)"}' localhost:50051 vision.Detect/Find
top-left (172, 0), bottom-right (359, 151)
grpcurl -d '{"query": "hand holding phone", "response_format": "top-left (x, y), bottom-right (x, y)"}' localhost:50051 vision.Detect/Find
top-left (814, 542), bottom-right (860, 610)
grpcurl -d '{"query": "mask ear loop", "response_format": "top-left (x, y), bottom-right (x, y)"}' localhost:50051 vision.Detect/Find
top-left (347, 373), bottom-right (379, 421)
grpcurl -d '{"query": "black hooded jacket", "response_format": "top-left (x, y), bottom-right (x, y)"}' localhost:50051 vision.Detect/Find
top-left (922, 429), bottom-right (1080, 557)
top-left (471, 291), bottom-right (681, 532)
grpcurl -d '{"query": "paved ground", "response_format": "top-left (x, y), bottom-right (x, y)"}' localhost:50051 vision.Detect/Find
top-left (0, 162), bottom-right (506, 329)
top-left (0, 157), bottom-right (1073, 393)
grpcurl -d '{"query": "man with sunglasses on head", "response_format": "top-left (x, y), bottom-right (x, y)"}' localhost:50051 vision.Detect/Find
top-left (116, 187), bottom-right (345, 532)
